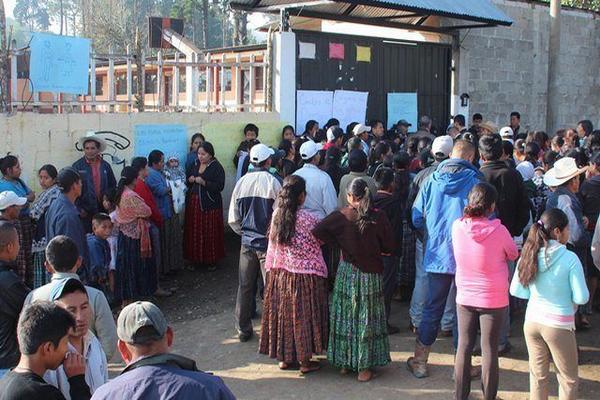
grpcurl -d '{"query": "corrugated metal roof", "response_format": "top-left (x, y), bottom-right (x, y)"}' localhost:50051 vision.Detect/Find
top-left (231, 0), bottom-right (513, 30)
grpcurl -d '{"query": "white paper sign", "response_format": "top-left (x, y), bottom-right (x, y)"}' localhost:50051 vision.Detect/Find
top-left (296, 90), bottom-right (334, 132)
top-left (298, 42), bottom-right (316, 60)
top-left (332, 90), bottom-right (369, 130)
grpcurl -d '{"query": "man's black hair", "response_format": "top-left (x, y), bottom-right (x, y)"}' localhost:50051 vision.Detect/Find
top-left (244, 123), bottom-right (259, 136)
top-left (92, 212), bottom-right (112, 226)
top-left (348, 149), bottom-right (368, 173)
top-left (510, 111), bottom-right (521, 120)
top-left (479, 134), bottom-right (503, 161)
top-left (454, 114), bottom-right (466, 127)
top-left (131, 156), bottom-right (147, 174)
top-left (369, 119), bottom-right (384, 128)
top-left (148, 150), bottom-right (164, 167)
top-left (0, 220), bottom-right (17, 251)
top-left (473, 113), bottom-right (483, 121)
top-left (502, 140), bottom-right (514, 159)
top-left (57, 167), bottom-right (81, 193)
top-left (56, 278), bottom-right (88, 301)
top-left (45, 235), bottom-right (79, 273)
top-left (17, 301), bottom-right (75, 355)
top-left (305, 120), bottom-right (318, 134)
top-left (578, 120), bottom-right (593, 136)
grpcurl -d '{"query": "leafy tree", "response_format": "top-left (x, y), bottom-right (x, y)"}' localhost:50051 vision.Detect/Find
top-left (13, 0), bottom-right (51, 31)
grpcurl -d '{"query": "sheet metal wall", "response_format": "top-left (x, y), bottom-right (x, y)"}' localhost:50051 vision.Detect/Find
top-left (296, 30), bottom-right (451, 134)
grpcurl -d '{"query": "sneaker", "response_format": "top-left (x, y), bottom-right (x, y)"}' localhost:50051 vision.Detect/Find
top-left (238, 331), bottom-right (253, 343)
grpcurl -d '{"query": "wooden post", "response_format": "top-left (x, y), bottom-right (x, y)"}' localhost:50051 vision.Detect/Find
top-left (157, 50), bottom-right (163, 111)
top-left (205, 52), bottom-right (211, 111)
top-left (126, 45), bottom-right (132, 112)
top-left (546, 0), bottom-right (561, 133)
top-left (10, 51), bottom-right (17, 111)
top-left (90, 52), bottom-right (96, 112)
top-left (220, 54), bottom-right (226, 111)
top-left (262, 52), bottom-right (267, 112)
top-left (173, 52), bottom-right (180, 109)
top-left (235, 53), bottom-right (242, 111)
top-left (249, 54), bottom-right (256, 112)
top-left (108, 46), bottom-right (115, 112)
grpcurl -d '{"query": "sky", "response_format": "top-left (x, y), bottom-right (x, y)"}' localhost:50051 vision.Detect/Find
top-left (5, 0), bottom-right (15, 18)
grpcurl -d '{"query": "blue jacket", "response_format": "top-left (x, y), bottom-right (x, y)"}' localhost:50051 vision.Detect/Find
top-left (72, 157), bottom-right (117, 215)
top-left (228, 169), bottom-right (281, 252)
top-left (146, 168), bottom-right (173, 220)
top-left (87, 234), bottom-right (110, 282)
top-left (45, 194), bottom-right (90, 280)
top-left (412, 158), bottom-right (482, 274)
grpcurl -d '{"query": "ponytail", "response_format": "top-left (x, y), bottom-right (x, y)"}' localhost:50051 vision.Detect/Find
top-left (463, 182), bottom-right (497, 218)
top-left (270, 175), bottom-right (306, 245)
top-left (115, 166), bottom-right (137, 207)
top-left (348, 178), bottom-right (376, 233)
top-left (518, 208), bottom-right (569, 286)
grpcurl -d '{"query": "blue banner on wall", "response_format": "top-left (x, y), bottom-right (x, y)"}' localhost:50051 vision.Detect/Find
top-left (387, 93), bottom-right (418, 130)
top-left (29, 33), bottom-right (91, 95)
top-left (134, 124), bottom-right (188, 162)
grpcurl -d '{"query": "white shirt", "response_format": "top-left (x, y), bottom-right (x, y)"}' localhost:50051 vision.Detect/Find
top-left (293, 163), bottom-right (337, 220)
top-left (44, 331), bottom-right (109, 399)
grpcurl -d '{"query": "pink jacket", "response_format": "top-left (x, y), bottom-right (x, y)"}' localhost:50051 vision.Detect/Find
top-left (452, 217), bottom-right (519, 308)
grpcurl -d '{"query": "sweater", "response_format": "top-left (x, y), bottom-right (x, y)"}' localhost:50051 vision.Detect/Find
top-left (479, 160), bottom-right (531, 237)
top-left (312, 207), bottom-right (394, 274)
top-left (186, 159), bottom-right (226, 211)
top-left (510, 241), bottom-right (589, 329)
top-left (452, 217), bottom-right (519, 308)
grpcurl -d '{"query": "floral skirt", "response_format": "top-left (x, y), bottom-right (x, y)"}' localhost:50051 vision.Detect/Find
top-left (328, 260), bottom-right (390, 371)
top-left (183, 194), bottom-right (225, 265)
top-left (259, 269), bottom-right (329, 364)
top-left (114, 232), bottom-right (158, 302)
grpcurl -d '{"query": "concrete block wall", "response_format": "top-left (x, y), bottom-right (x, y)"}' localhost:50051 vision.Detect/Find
top-left (0, 112), bottom-right (283, 214)
top-left (455, 0), bottom-right (600, 132)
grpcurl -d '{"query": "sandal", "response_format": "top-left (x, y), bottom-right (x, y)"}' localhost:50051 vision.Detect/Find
top-left (278, 362), bottom-right (299, 370)
top-left (300, 361), bottom-right (320, 374)
top-left (357, 369), bottom-right (373, 382)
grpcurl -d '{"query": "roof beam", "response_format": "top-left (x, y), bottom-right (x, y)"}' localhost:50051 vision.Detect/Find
top-left (438, 22), bottom-right (497, 31)
top-left (415, 15), bottom-right (429, 26)
top-left (366, 13), bottom-right (424, 21)
top-left (343, 3), bottom-right (357, 15)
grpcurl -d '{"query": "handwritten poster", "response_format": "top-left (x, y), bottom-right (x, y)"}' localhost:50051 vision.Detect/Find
top-left (329, 43), bottom-right (345, 60)
top-left (298, 42), bottom-right (316, 59)
top-left (387, 92), bottom-right (418, 129)
top-left (332, 90), bottom-right (369, 130)
top-left (134, 124), bottom-right (188, 162)
top-left (296, 90), bottom-right (334, 132)
top-left (29, 33), bottom-right (91, 94)
top-left (356, 46), bottom-right (371, 62)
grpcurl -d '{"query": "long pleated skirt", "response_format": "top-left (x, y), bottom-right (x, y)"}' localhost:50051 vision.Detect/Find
top-left (159, 215), bottom-right (183, 274)
top-left (184, 194), bottom-right (225, 265)
top-left (114, 232), bottom-right (158, 302)
top-left (32, 250), bottom-right (51, 289)
top-left (328, 260), bottom-right (390, 371)
top-left (259, 269), bottom-right (329, 364)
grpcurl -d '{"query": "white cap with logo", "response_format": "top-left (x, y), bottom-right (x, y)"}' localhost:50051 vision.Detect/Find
top-left (299, 141), bottom-right (323, 160)
top-left (352, 124), bottom-right (371, 136)
top-left (249, 143), bottom-right (275, 164)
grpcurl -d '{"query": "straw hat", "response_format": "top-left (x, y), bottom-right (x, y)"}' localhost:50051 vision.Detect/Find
top-left (543, 157), bottom-right (587, 187)
top-left (78, 131), bottom-right (107, 152)
top-left (479, 121), bottom-right (498, 134)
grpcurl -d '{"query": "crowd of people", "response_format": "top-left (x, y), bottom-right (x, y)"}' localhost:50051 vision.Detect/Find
top-left (0, 112), bottom-right (598, 399)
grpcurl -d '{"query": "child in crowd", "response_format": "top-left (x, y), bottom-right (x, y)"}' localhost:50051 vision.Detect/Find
top-left (101, 191), bottom-right (118, 294)
top-left (163, 154), bottom-right (187, 216)
top-left (87, 213), bottom-right (112, 295)
top-left (233, 123), bottom-right (260, 172)
top-left (0, 301), bottom-right (89, 400)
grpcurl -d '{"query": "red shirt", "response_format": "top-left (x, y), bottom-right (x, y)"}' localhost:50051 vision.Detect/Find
top-left (86, 157), bottom-right (102, 200)
top-left (134, 178), bottom-right (163, 227)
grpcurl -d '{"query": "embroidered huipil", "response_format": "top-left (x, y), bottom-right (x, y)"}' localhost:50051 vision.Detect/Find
top-left (265, 209), bottom-right (327, 278)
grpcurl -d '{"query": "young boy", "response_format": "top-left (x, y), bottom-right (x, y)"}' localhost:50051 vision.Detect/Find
top-left (101, 191), bottom-right (118, 294)
top-left (45, 278), bottom-right (108, 398)
top-left (0, 221), bottom-right (30, 376)
top-left (0, 301), bottom-right (90, 400)
top-left (233, 123), bottom-right (260, 170)
top-left (25, 235), bottom-right (117, 362)
top-left (86, 214), bottom-right (112, 294)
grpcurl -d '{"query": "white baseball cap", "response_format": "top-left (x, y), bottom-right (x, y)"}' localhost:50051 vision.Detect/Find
top-left (0, 191), bottom-right (27, 211)
top-left (499, 126), bottom-right (514, 143)
top-left (249, 143), bottom-right (275, 164)
top-left (431, 135), bottom-right (454, 157)
top-left (299, 140), bottom-right (323, 160)
top-left (352, 124), bottom-right (371, 136)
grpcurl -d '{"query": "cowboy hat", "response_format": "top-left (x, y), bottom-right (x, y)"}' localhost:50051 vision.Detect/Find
top-left (78, 131), bottom-right (107, 153)
top-left (543, 157), bottom-right (587, 187)
top-left (478, 121), bottom-right (498, 134)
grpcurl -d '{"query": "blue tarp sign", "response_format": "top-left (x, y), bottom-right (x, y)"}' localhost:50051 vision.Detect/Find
top-left (29, 33), bottom-right (91, 94)
top-left (387, 92), bottom-right (418, 130)
top-left (134, 125), bottom-right (188, 162)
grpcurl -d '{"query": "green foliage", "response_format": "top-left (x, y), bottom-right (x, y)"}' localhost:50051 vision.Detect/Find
top-left (538, 0), bottom-right (600, 11)
top-left (13, 0), bottom-right (50, 31)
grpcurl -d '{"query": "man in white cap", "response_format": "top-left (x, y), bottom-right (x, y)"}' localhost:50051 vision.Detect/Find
top-left (229, 144), bottom-right (282, 342)
top-left (352, 124), bottom-right (371, 155)
top-left (293, 141), bottom-right (337, 220)
top-left (545, 157), bottom-right (591, 328)
top-left (0, 191), bottom-right (30, 284)
top-left (407, 136), bottom-right (455, 335)
top-left (499, 127), bottom-right (514, 144)
top-left (72, 132), bottom-right (117, 226)
top-left (91, 301), bottom-right (235, 400)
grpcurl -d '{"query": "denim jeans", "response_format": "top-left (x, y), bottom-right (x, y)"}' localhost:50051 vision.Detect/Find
top-left (418, 272), bottom-right (457, 347)
top-left (410, 239), bottom-right (455, 330)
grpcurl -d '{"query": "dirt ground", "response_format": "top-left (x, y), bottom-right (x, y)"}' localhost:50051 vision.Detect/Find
top-left (108, 232), bottom-right (600, 399)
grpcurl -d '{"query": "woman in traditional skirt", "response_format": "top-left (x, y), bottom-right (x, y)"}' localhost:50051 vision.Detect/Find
top-left (114, 166), bottom-right (157, 307)
top-left (147, 150), bottom-right (183, 275)
top-left (313, 178), bottom-right (395, 382)
top-left (29, 164), bottom-right (61, 288)
top-left (0, 154), bottom-right (35, 285)
top-left (259, 175), bottom-right (328, 373)
top-left (184, 142), bottom-right (225, 269)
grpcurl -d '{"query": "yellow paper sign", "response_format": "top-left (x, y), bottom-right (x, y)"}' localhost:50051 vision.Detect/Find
top-left (356, 46), bottom-right (371, 62)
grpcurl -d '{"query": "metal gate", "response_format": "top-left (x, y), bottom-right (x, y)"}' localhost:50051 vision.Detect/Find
top-left (296, 30), bottom-right (451, 134)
